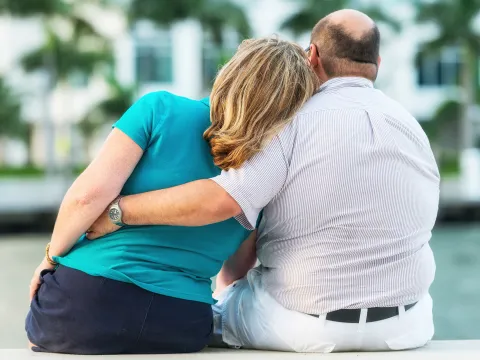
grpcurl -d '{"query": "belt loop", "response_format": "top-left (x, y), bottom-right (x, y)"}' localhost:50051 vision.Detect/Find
top-left (398, 305), bottom-right (405, 320)
top-left (357, 309), bottom-right (368, 333)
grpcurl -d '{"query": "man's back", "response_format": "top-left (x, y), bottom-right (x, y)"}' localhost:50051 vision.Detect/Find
top-left (257, 77), bottom-right (440, 315)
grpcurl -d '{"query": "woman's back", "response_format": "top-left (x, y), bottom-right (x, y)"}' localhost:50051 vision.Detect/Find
top-left (57, 91), bottom-right (251, 304)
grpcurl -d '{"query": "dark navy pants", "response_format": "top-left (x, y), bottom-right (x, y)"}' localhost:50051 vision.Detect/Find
top-left (25, 266), bottom-right (213, 354)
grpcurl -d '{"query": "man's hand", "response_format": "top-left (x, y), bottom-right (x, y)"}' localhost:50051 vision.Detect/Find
top-left (29, 258), bottom-right (55, 301)
top-left (85, 209), bottom-right (121, 240)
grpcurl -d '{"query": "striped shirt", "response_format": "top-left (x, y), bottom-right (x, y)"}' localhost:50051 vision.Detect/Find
top-left (212, 77), bottom-right (440, 315)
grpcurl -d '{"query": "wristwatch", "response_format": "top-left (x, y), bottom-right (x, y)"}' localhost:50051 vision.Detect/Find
top-left (108, 196), bottom-right (126, 227)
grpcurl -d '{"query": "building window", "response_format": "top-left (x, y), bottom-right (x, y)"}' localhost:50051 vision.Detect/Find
top-left (417, 46), bottom-right (462, 87)
top-left (134, 29), bottom-right (173, 84)
top-left (202, 31), bottom-right (239, 88)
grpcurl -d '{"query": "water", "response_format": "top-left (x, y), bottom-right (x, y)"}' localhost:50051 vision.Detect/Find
top-left (0, 225), bottom-right (479, 348)
top-left (428, 225), bottom-right (480, 340)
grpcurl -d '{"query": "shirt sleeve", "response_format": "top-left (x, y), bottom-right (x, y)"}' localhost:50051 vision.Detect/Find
top-left (211, 135), bottom-right (289, 230)
top-left (113, 92), bottom-right (159, 150)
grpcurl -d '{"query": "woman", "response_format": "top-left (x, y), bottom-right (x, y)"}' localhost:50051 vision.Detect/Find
top-left (26, 37), bottom-right (319, 355)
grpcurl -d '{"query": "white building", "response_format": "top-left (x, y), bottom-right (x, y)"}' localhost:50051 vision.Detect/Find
top-left (0, 0), bottom-right (478, 167)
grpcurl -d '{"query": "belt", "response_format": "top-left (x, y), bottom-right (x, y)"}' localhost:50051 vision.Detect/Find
top-left (310, 302), bottom-right (418, 323)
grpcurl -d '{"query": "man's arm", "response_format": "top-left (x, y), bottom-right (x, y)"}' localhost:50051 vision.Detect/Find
top-left (87, 132), bottom-right (290, 239)
top-left (214, 230), bottom-right (257, 297)
top-left (121, 179), bottom-right (242, 226)
top-left (123, 134), bottom-right (289, 228)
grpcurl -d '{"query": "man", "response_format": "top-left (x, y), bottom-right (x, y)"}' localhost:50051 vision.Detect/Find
top-left (89, 10), bottom-right (440, 352)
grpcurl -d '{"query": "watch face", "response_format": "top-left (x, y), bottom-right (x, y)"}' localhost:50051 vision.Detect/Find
top-left (109, 208), bottom-right (121, 221)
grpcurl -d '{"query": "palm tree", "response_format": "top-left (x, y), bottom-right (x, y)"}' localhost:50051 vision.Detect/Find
top-left (13, 0), bottom-right (113, 173)
top-left (0, 0), bottom-right (63, 171)
top-left (421, 100), bottom-right (462, 176)
top-left (130, 0), bottom-right (251, 46)
top-left (1, 0), bottom-right (113, 173)
top-left (280, 0), bottom-right (401, 37)
top-left (0, 77), bottom-right (27, 165)
top-left (415, 0), bottom-right (480, 151)
top-left (21, 28), bottom-right (112, 87)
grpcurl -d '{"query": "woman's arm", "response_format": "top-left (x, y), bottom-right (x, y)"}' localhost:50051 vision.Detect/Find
top-left (48, 129), bottom-right (143, 257)
top-left (29, 129), bottom-right (143, 300)
top-left (214, 230), bottom-right (257, 297)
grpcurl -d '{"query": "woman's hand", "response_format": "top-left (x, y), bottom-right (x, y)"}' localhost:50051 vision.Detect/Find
top-left (29, 258), bottom-right (55, 302)
top-left (85, 209), bottom-right (121, 240)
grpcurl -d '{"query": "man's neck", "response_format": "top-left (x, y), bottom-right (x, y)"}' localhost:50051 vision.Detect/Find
top-left (319, 76), bottom-right (375, 91)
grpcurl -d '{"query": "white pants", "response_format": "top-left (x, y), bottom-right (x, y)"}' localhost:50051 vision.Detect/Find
top-left (212, 269), bottom-right (434, 353)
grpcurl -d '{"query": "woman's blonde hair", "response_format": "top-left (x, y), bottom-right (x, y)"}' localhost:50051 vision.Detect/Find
top-left (205, 37), bottom-right (320, 170)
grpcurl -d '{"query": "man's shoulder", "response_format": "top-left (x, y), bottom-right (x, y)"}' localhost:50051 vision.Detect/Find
top-left (295, 87), bottom-right (371, 115)
top-left (295, 87), bottom-right (417, 121)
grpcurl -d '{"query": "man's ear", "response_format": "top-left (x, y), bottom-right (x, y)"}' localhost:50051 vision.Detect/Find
top-left (377, 55), bottom-right (382, 69)
top-left (308, 44), bottom-right (319, 68)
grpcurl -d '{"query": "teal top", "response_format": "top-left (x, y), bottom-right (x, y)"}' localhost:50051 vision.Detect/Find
top-left (54, 91), bottom-right (251, 304)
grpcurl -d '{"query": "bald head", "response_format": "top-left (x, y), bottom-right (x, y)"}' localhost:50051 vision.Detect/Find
top-left (310, 9), bottom-right (380, 81)
top-left (326, 9), bottom-right (376, 38)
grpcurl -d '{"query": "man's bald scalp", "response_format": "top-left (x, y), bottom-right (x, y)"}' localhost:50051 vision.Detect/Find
top-left (311, 10), bottom-right (380, 81)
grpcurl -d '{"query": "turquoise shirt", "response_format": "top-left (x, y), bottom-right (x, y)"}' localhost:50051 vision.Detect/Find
top-left (55, 91), bottom-right (251, 304)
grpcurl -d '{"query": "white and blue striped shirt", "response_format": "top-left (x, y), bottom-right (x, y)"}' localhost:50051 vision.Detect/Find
top-left (212, 77), bottom-right (440, 315)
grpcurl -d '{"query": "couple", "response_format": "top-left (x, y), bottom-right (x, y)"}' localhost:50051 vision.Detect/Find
top-left (26, 9), bottom-right (440, 354)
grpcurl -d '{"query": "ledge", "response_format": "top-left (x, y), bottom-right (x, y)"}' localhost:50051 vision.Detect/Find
top-left (1, 341), bottom-right (479, 360)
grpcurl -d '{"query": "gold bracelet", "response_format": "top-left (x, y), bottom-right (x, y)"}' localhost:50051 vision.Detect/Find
top-left (45, 243), bottom-right (58, 266)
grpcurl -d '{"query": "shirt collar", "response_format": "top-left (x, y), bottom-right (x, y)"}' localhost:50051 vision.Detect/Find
top-left (319, 77), bottom-right (374, 92)
top-left (200, 97), bottom-right (210, 108)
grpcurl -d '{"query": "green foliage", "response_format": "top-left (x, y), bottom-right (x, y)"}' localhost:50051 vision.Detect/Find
top-left (0, 0), bottom-right (61, 17)
top-left (21, 29), bottom-right (112, 84)
top-left (415, 0), bottom-right (480, 53)
top-left (197, 1), bottom-right (251, 44)
top-left (439, 153), bottom-right (460, 177)
top-left (130, 0), bottom-right (251, 45)
top-left (0, 78), bottom-right (27, 141)
top-left (281, 0), bottom-right (401, 37)
top-left (0, 166), bottom-right (44, 177)
top-left (415, 0), bottom-right (480, 150)
top-left (15, 0), bottom-right (113, 85)
top-left (421, 100), bottom-right (462, 176)
top-left (422, 100), bottom-right (462, 141)
top-left (78, 77), bottom-right (136, 141)
top-left (130, 0), bottom-right (203, 24)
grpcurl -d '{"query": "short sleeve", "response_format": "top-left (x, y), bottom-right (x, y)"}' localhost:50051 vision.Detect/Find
top-left (113, 92), bottom-right (159, 150)
top-left (211, 135), bottom-right (289, 230)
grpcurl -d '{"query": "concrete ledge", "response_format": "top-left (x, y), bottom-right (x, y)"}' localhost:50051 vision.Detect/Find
top-left (1, 341), bottom-right (479, 360)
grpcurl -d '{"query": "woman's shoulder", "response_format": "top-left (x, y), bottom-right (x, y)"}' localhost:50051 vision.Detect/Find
top-left (139, 91), bottom-right (208, 112)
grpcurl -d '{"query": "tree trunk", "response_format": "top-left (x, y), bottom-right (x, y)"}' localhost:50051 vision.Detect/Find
top-left (42, 18), bottom-right (57, 176)
top-left (0, 137), bottom-right (5, 167)
top-left (25, 123), bottom-right (34, 166)
top-left (459, 44), bottom-right (475, 151)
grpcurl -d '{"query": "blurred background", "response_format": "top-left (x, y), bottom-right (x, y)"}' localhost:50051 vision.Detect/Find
top-left (0, 0), bottom-right (479, 349)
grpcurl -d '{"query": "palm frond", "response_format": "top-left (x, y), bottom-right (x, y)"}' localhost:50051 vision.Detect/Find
top-left (281, 10), bottom-right (319, 37)
top-left (0, 77), bottom-right (27, 140)
top-left (280, 0), bottom-right (348, 36)
top-left (21, 31), bottom-right (112, 82)
top-left (70, 15), bottom-right (108, 42)
top-left (129, 0), bottom-right (204, 26)
top-left (79, 79), bottom-right (136, 139)
top-left (281, 0), bottom-right (401, 36)
top-left (198, 1), bottom-right (251, 45)
top-left (362, 5), bottom-right (402, 32)
top-left (0, 0), bottom-right (61, 17)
